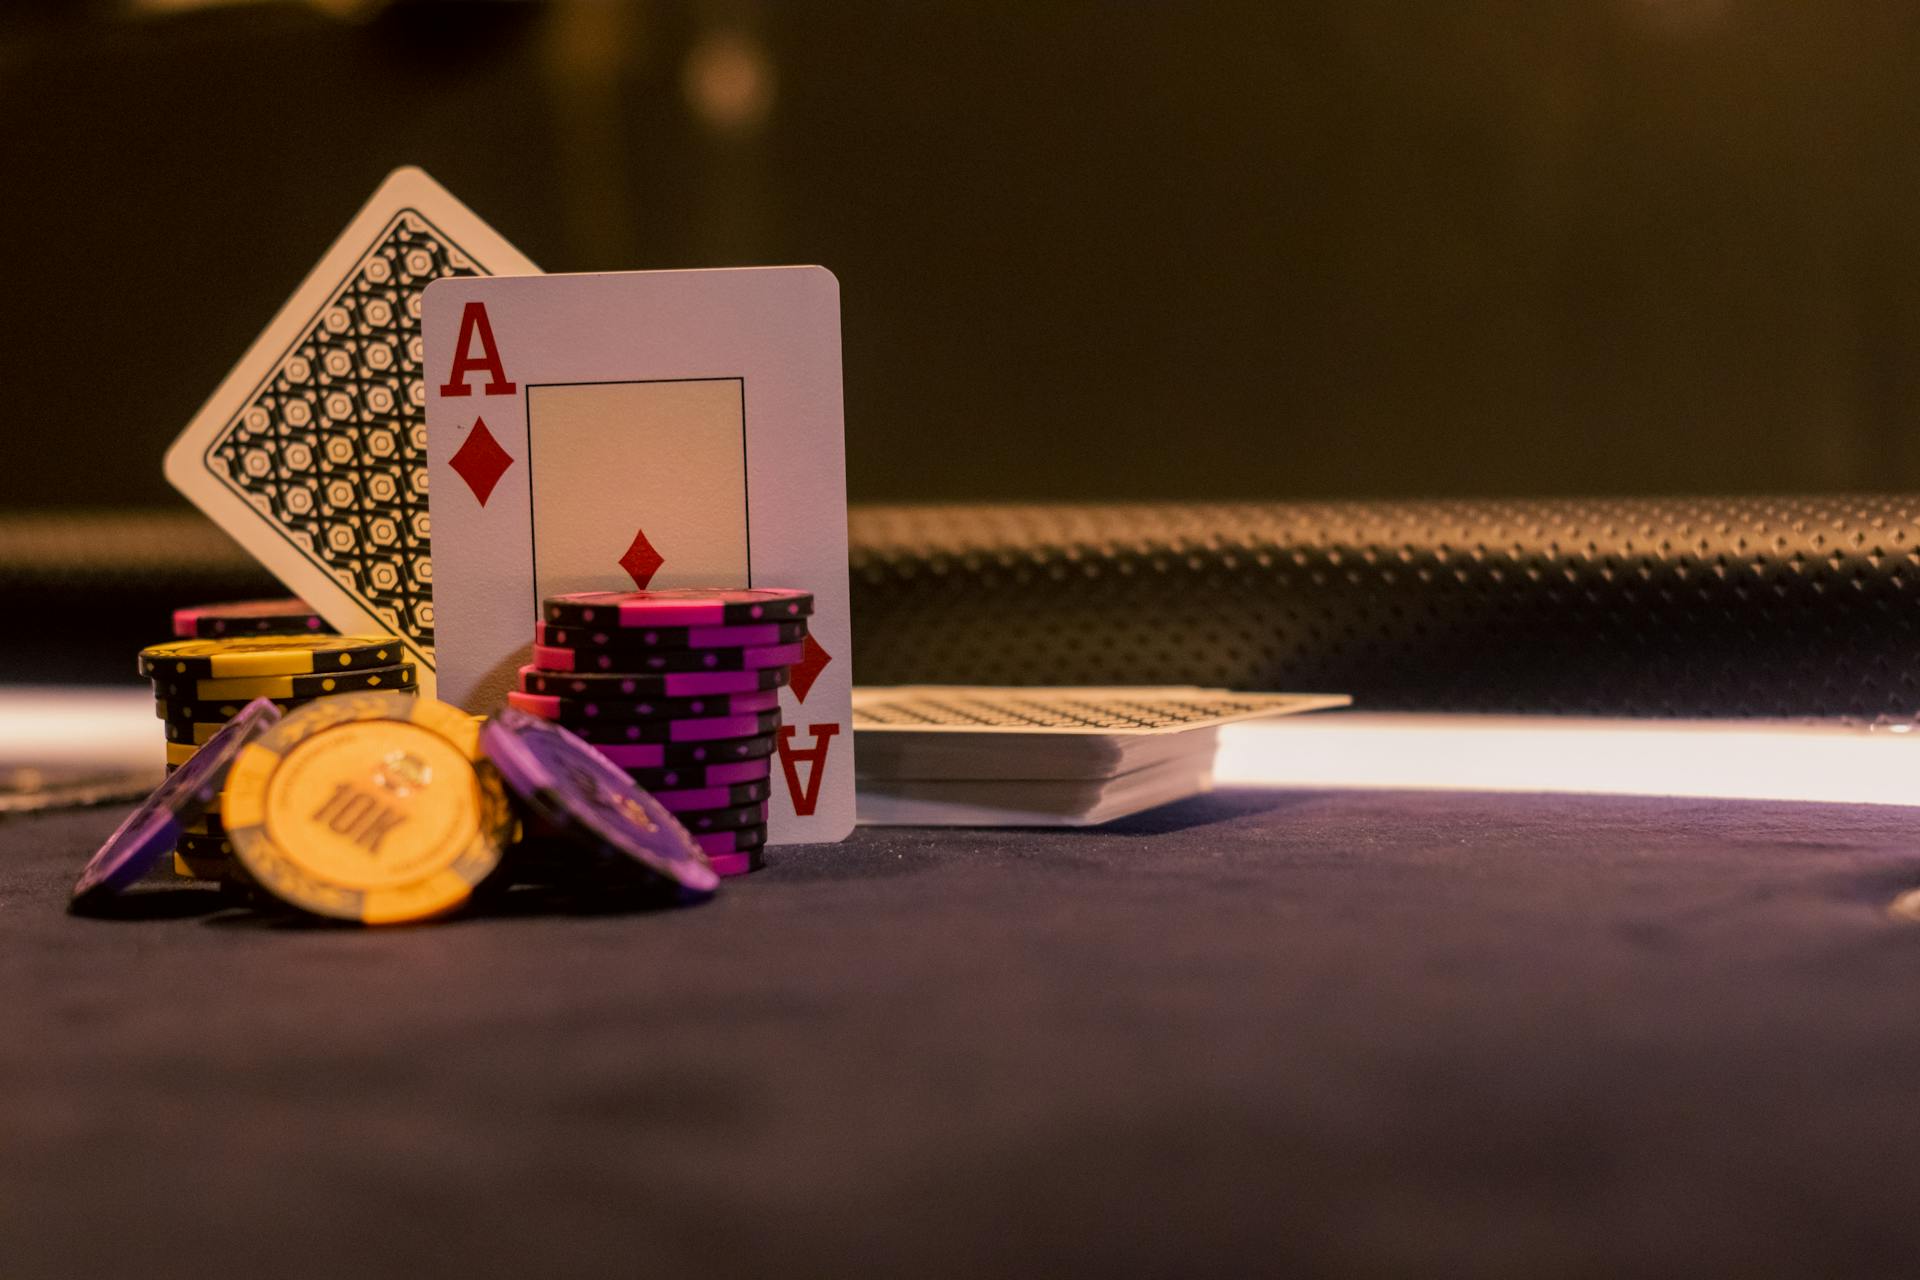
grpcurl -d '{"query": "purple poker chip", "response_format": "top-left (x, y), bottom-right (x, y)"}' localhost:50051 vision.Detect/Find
top-left (480, 706), bottom-right (719, 898)
top-left (70, 697), bottom-right (283, 912)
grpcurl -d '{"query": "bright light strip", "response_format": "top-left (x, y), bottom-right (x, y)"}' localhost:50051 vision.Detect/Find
top-left (1215, 713), bottom-right (1920, 808)
top-left (0, 686), bottom-right (157, 773)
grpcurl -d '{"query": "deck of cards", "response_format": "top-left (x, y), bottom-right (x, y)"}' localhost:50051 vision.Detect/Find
top-left (852, 688), bottom-right (1350, 826)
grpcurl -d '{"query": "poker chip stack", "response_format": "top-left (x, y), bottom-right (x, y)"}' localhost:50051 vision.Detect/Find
top-left (72, 692), bottom-right (722, 924)
top-left (507, 587), bottom-right (815, 877)
top-left (139, 603), bottom-right (419, 883)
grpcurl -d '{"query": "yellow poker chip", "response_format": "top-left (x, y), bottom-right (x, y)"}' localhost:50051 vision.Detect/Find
top-left (150, 662), bottom-right (418, 704)
top-left (222, 692), bottom-right (512, 925)
top-left (138, 635), bottom-right (406, 680)
top-left (165, 742), bottom-right (200, 767)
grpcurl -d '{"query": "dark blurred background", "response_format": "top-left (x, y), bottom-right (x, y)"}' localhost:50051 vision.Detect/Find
top-left (6, 0), bottom-right (1919, 509)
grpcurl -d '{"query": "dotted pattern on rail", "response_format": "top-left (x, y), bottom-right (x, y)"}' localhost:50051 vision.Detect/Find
top-left (847, 498), bottom-right (1920, 718)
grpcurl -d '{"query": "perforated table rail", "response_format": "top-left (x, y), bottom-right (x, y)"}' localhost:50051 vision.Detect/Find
top-left (848, 498), bottom-right (1920, 719)
top-left (9, 499), bottom-right (1919, 717)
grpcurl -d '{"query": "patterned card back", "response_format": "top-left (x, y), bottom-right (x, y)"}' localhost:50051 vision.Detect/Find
top-left (165, 168), bottom-right (539, 697)
top-left (198, 213), bottom-right (484, 651)
top-left (851, 686), bottom-right (1350, 734)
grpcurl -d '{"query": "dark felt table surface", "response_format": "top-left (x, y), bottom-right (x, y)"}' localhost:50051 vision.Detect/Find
top-left (7, 788), bottom-right (1920, 1278)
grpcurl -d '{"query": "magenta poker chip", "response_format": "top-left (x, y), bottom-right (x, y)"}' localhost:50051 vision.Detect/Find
top-left (505, 688), bottom-right (781, 724)
top-left (534, 619), bottom-right (807, 652)
top-left (692, 826), bottom-right (767, 856)
top-left (624, 758), bottom-right (773, 791)
top-left (544, 587), bottom-right (812, 630)
top-left (532, 640), bottom-right (805, 675)
top-left (171, 598), bottom-right (328, 639)
top-left (671, 801), bottom-right (769, 833)
top-left (70, 698), bottom-right (283, 912)
top-left (706, 851), bottom-right (764, 878)
top-left (480, 707), bottom-right (718, 898)
top-left (591, 733), bottom-right (778, 770)
top-left (517, 664), bottom-right (788, 698)
top-left (561, 710), bottom-right (783, 746)
top-left (647, 779), bottom-right (771, 811)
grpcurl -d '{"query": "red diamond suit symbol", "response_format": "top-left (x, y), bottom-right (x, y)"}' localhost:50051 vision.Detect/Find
top-left (789, 632), bottom-right (831, 702)
top-left (619, 527), bottom-right (664, 589)
top-left (449, 417), bottom-right (513, 507)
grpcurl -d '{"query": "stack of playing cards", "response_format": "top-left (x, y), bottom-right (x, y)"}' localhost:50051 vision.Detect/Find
top-left (852, 687), bottom-right (1350, 826)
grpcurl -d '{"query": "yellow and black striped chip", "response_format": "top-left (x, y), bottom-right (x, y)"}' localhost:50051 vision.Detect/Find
top-left (138, 635), bottom-right (407, 680)
top-left (150, 662), bottom-right (417, 704)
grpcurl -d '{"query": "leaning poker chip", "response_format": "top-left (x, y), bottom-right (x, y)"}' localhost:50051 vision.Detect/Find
top-left (557, 709), bottom-right (783, 746)
top-left (532, 640), bottom-right (805, 675)
top-left (518, 664), bottom-right (786, 699)
top-left (669, 800), bottom-right (768, 833)
top-left (222, 693), bottom-right (513, 925)
top-left (172, 598), bottom-right (330, 640)
top-left (691, 826), bottom-right (767, 856)
top-left (69, 698), bottom-right (283, 911)
top-left (150, 662), bottom-right (417, 704)
top-left (480, 707), bottom-right (719, 898)
top-left (623, 758), bottom-right (773, 791)
top-left (648, 779), bottom-right (771, 811)
top-left (706, 850), bottom-right (765, 878)
top-left (504, 687), bottom-right (780, 724)
top-left (534, 618), bottom-right (807, 652)
top-left (138, 635), bottom-right (405, 680)
top-left (591, 732), bottom-right (778, 770)
top-left (544, 587), bottom-right (813, 630)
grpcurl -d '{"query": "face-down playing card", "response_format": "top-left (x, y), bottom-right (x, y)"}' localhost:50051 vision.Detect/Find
top-left (163, 167), bottom-right (540, 697)
top-left (423, 267), bottom-right (855, 845)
